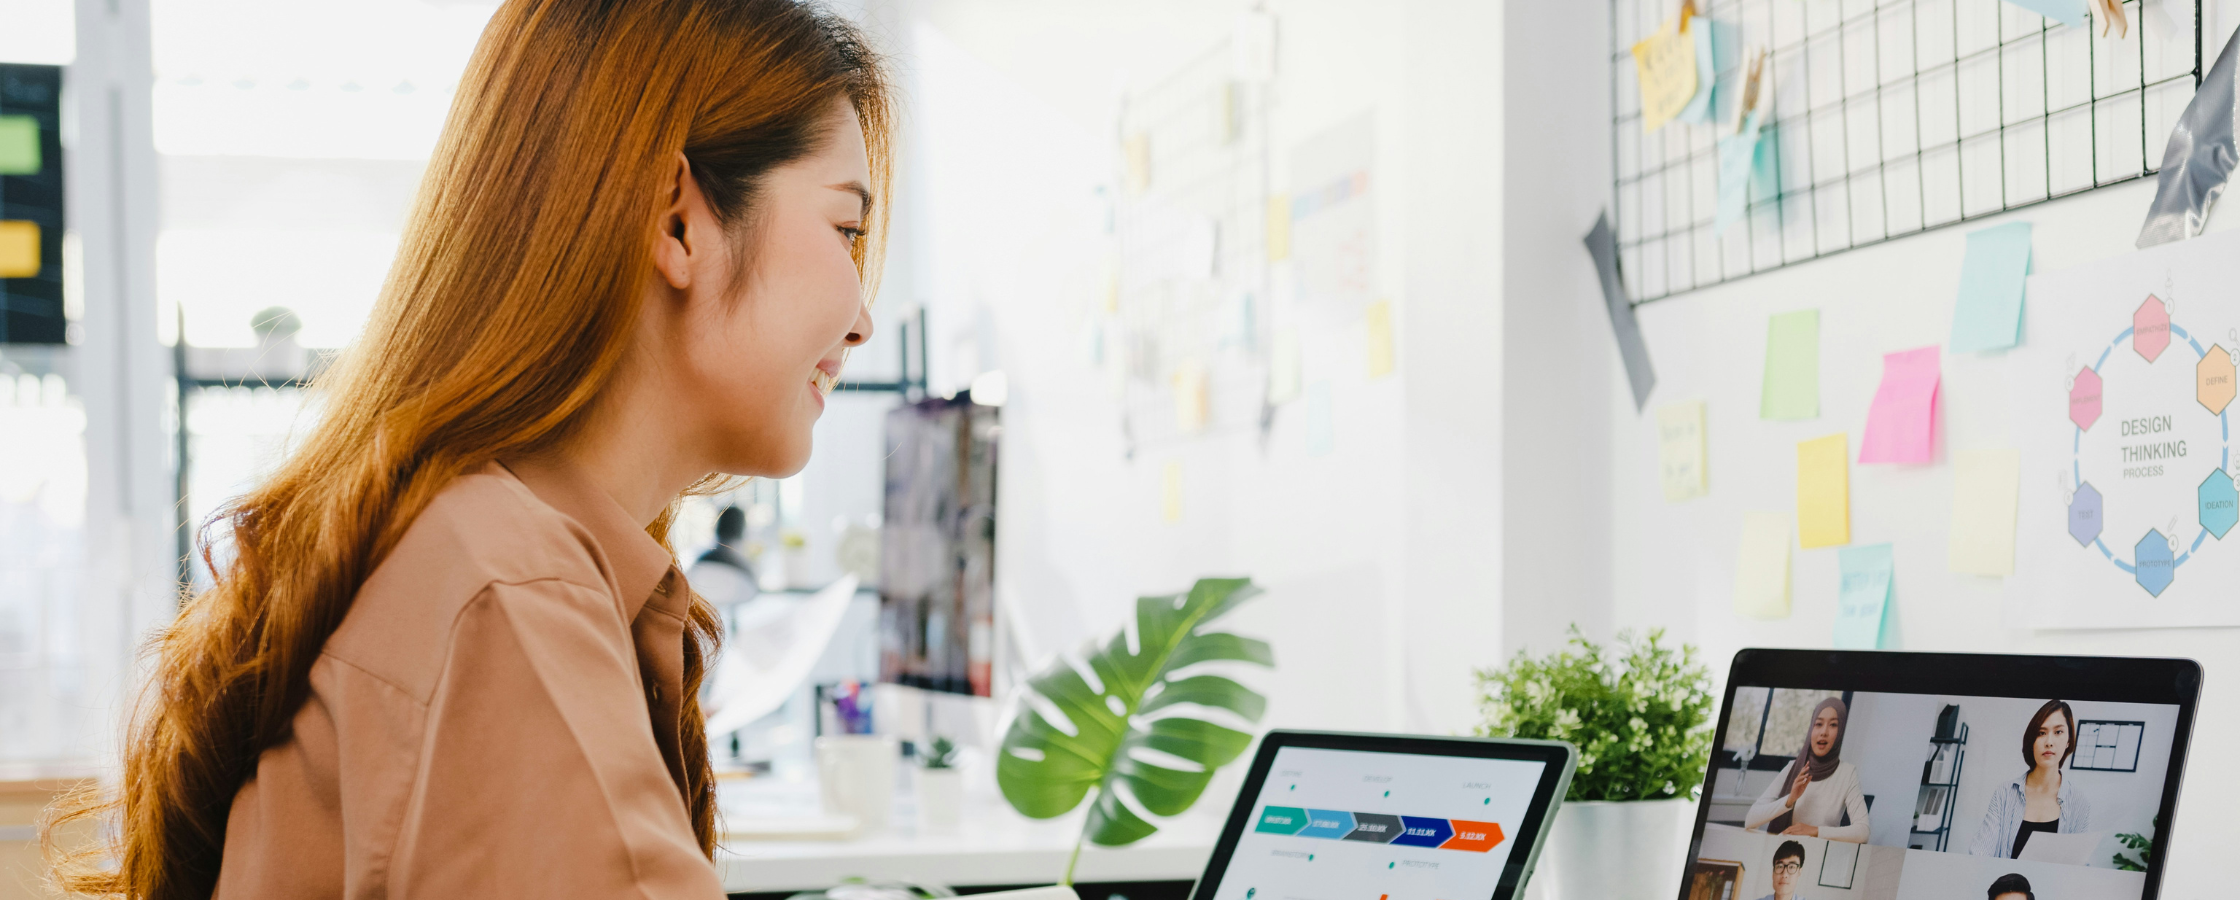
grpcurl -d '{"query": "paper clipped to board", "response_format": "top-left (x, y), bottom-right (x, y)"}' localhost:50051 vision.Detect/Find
top-left (2004, 0), bottom-right (2089, 29)
top-left (1630, 6), bottom-right (1698, 133)
top-left (1657, 401), bottom-right (1708, 502)
top-left (1734, 511), bottom-right (1792, 619)
top-left (1950, 222), bottom-right (2033, 353)
top-left (1860, 346), bottom-right (1941, 464)
top-left (1797, 433), bottom-right (1851, 548)
top-left (1761, 309), bottom-right (1820, 419)
top-left (1833, 543), bottom-right (1895, 650)
top-left (1950, 448), bottom-right (2021, 576)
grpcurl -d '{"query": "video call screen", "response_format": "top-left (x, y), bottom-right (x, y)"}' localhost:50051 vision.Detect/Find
top-left (1687, 687), bottom-right (2177, 900)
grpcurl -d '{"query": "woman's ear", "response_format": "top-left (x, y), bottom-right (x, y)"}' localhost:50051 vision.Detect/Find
top-left (651, 152), bottom-right (702, 291)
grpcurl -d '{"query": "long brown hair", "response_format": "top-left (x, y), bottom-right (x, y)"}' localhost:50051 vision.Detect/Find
top-left (42, 1), bottom-right (892, 896)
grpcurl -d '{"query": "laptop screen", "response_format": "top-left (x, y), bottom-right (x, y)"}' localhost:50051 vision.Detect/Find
top-left (1693, 687), bottom-right (2180, 900)
top-left (1199, 745), bottom-right (1549, 900)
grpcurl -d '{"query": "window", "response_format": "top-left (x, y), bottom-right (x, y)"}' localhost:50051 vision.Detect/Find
top-left (1718, 687), bottom-right (1849, 770)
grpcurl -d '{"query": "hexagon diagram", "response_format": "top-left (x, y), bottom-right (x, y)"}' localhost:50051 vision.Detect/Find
top-left (2134, 295), bottom-right (2172, 362)
top-left (2069, 367), bottom-right (2103, 431)
top-left (2134, 529), bottom-right (2175, 597)
top-left (2069, 482), bottom-right (2103, 547)
top-left (2200, 345), bottom-right (2236, 415)
top-left (2202, 469), bottom-right (2239, 539)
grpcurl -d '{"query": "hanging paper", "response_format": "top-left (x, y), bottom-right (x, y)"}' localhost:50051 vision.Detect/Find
top-left (1949, 222), bottom-right (2033, 353)
top-left (1761, 309), bottom-right (1820, 420)
top-left (1860, 346), bottom-right (1942, 464)
top-left (1797, 433), bottom-right (1851, 548)
top-left (1834, 543), bottom-right (1895, 650)
top-left (1657, 401), bottom-right (1708, 502)
top-left (1735, 511), bottom-right (1792, 619)
top-left (1630, 8), bottom-right (1699, 134)
top-left (1950, 448), bottom-right (2021, 575)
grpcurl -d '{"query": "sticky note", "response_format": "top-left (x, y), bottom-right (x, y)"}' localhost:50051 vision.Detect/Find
top-left (1860, 346), bottom-right (1941, 464)
top-left (1631, 15), bottom-right (1698, 133)
top-left (2004, 0), bottom-right (2088, 27)
top-left (1162, 460), bottom-right (1183, 522)
top-left (1716, 111), bottom-right (1763, 235)
top-left (1834, 543), bottom-right (1895, 650)
top-left (1304, 381), bottom-right (1333, 457)
top-left (1269, 329), bottom-right (1301, 403)
top-left (1174, 361), bottom-right (1209, 431)
top-left (1677, 18), bottom-right (1740, 125)
top-left (1797, 433), bottom-right (1851, 548)
top-left (0, 116), bottom-right (38, 175)
top-left (1124, 132), bottom-right (1152, 195)
top-left (1950, 223), bottom-right (2033, 353)
top-left (1267, 195), bottom-right (1291, 261)
top-left (1950, 448), bottom-right (2021, 575)
top-left (1656, 401), bottom-right (1707, 502)
top-left (1761, 310), bottom-right (1819, 419)
top-left (0, 221), bottom-right (39, 278)
top-left (1365, 299), bottom-right (1394, 378)
top-left (1735, 511), bottom-right (1792, 619)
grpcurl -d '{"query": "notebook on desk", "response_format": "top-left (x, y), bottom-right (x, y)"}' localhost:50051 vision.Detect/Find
top-left (1679, 650), bottom-right (2198, 900)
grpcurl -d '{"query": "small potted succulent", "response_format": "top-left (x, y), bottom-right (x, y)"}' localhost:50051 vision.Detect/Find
top-left (1474, 627), bottom-right (1713, 900)
top-left (916, 736), bottom-right (964, 833)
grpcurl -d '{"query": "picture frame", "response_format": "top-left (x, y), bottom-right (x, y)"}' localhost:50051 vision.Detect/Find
top-left (1818, 838), bottom-right (1858, 889)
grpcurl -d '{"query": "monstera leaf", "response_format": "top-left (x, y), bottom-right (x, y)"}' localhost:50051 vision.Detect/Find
top-left (997, 577), bottom-right (1272, 878)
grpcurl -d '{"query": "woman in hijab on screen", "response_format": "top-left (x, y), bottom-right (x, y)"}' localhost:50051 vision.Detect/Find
top-left (1746, 697), bottom-right (1871, 843)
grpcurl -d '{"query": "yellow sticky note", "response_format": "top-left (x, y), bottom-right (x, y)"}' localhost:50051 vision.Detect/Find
top-left (1365, 299), bottom-right (1394, 378)
top-left (1657, 401), bottom-right (1707, 502)
top-left (1267, 195), bottom-right (1291, 261)
top-left (1734, 510), bottom-right (1792, 619)
top-left (1950, 448), bottom-right (2021, 575)
top-left (1630, 15), bottom-right (1698, 134)
top-left (0, 221), bottom-right (39, 279)
top-left (1797, 433), bottom-right (1851, 548)
top-left (1162, 460), bottom-right (1183, 522)
top-left (1124, 132), bottom-right (1152, 196)
top-left (1173, 361), bottom-right (1209, 431)
top-left (1269, 329), bottom-right (1301, 404)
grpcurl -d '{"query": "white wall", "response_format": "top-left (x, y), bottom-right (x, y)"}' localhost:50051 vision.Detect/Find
top-left (890, 0), bottom-right (1514, 741)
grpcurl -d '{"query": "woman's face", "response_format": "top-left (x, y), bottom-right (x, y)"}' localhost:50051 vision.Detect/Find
top-left (2033, 710), bottom-right (2072, 772)
top-left (1809, 706), bottom-right (1841, 758)
top-left (660, 97), bottom-right (875, 478)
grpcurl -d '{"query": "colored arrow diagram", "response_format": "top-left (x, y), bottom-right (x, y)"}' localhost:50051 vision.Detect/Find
top-left (1255, 807), bottom-right (1503, 853)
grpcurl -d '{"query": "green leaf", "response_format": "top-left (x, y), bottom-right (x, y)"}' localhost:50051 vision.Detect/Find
top-left (997, 577), bottom-right (1273, 860)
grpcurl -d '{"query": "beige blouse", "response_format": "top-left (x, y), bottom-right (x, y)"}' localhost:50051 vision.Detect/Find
top-left (212, 459), bottom-right (725, 899)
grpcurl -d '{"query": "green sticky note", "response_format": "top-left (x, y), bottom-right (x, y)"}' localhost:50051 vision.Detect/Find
top-left (0, 116), bottom-right (39, 175)
top-left (1949, 222), bottom-right (2032, 353)
top-left (1761, 309), bottom-right (1819, 419)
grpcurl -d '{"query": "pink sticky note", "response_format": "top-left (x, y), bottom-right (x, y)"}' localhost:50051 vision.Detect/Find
top-left (1859, 346), bottom-right (1940, 464)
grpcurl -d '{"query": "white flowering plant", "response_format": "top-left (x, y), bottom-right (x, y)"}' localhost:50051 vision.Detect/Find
top-left (1472, 627), bottom-right (1713, 802)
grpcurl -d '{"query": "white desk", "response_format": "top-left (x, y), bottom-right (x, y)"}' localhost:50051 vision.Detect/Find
top-left (716, 778), bottom-right (1220, 894)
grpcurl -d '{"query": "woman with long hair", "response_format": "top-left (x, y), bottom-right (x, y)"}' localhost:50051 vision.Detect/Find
top-left (41, 0), bottom-right (892, 896)
top-left (1744, 696), bottom-right (1869, 843)
top-left (1969, 700), bottom-right (2093, 858)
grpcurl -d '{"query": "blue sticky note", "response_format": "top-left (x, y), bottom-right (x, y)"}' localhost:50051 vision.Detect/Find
top-left (2004, 0), bottom-right (2088, 28)
top-left (1716, 111), bottom-right (1764, 235)
top-left (1834, 543), bottom-right (1895, 650)
top-left (1677, 18), bottom-right (1740, 126)
top-left (1949, 222), bottom-right (2033, 353)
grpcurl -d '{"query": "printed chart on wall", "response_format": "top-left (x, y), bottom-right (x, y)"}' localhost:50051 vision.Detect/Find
top-left (2010, 228), bottom-right (2240, 628)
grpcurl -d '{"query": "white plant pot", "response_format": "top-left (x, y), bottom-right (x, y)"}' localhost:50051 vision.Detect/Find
top-left (1527, 798), bottom-right (1694, 900)
top-left (916, 767), bottom-right (964, 833)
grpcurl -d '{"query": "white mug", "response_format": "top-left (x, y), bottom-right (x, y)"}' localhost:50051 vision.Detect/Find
top-left (815, 734), bottom-right (898, 834)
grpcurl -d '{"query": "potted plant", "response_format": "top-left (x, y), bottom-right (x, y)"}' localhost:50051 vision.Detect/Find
top-left (996, 577), bottom-right (1273, 886)
top-left (1474, 627), bottom-right (1712, 900)
top-left (917, 736), bottom-right (964, 833)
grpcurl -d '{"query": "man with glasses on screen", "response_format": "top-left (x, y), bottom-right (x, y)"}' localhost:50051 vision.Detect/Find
top-left (1751, 840), bottom-right (1810, 900)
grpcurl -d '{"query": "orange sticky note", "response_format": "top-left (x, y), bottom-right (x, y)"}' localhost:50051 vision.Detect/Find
top-left (0, 221), bottom-right (39, 278)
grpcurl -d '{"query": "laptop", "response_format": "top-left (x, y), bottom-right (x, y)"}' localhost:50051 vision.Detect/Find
top-left (1184, 730), bottom-right (1578, 900)
top-left (1683, 650), bottom-right (2199, 900)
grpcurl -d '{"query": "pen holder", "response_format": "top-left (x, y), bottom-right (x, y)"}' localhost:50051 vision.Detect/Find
top-left (815, 734), bottom-right (898, 834)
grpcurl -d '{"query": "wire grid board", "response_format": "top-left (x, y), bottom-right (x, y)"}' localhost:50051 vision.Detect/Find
top-left (1111, 40), bottom-right (1272, 454)
top-left (1611, 0), bottom-right (2203, 304)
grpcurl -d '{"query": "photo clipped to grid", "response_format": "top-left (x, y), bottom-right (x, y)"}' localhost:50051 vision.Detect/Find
top-left (1611, 0), bottom-right (2202, 304)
